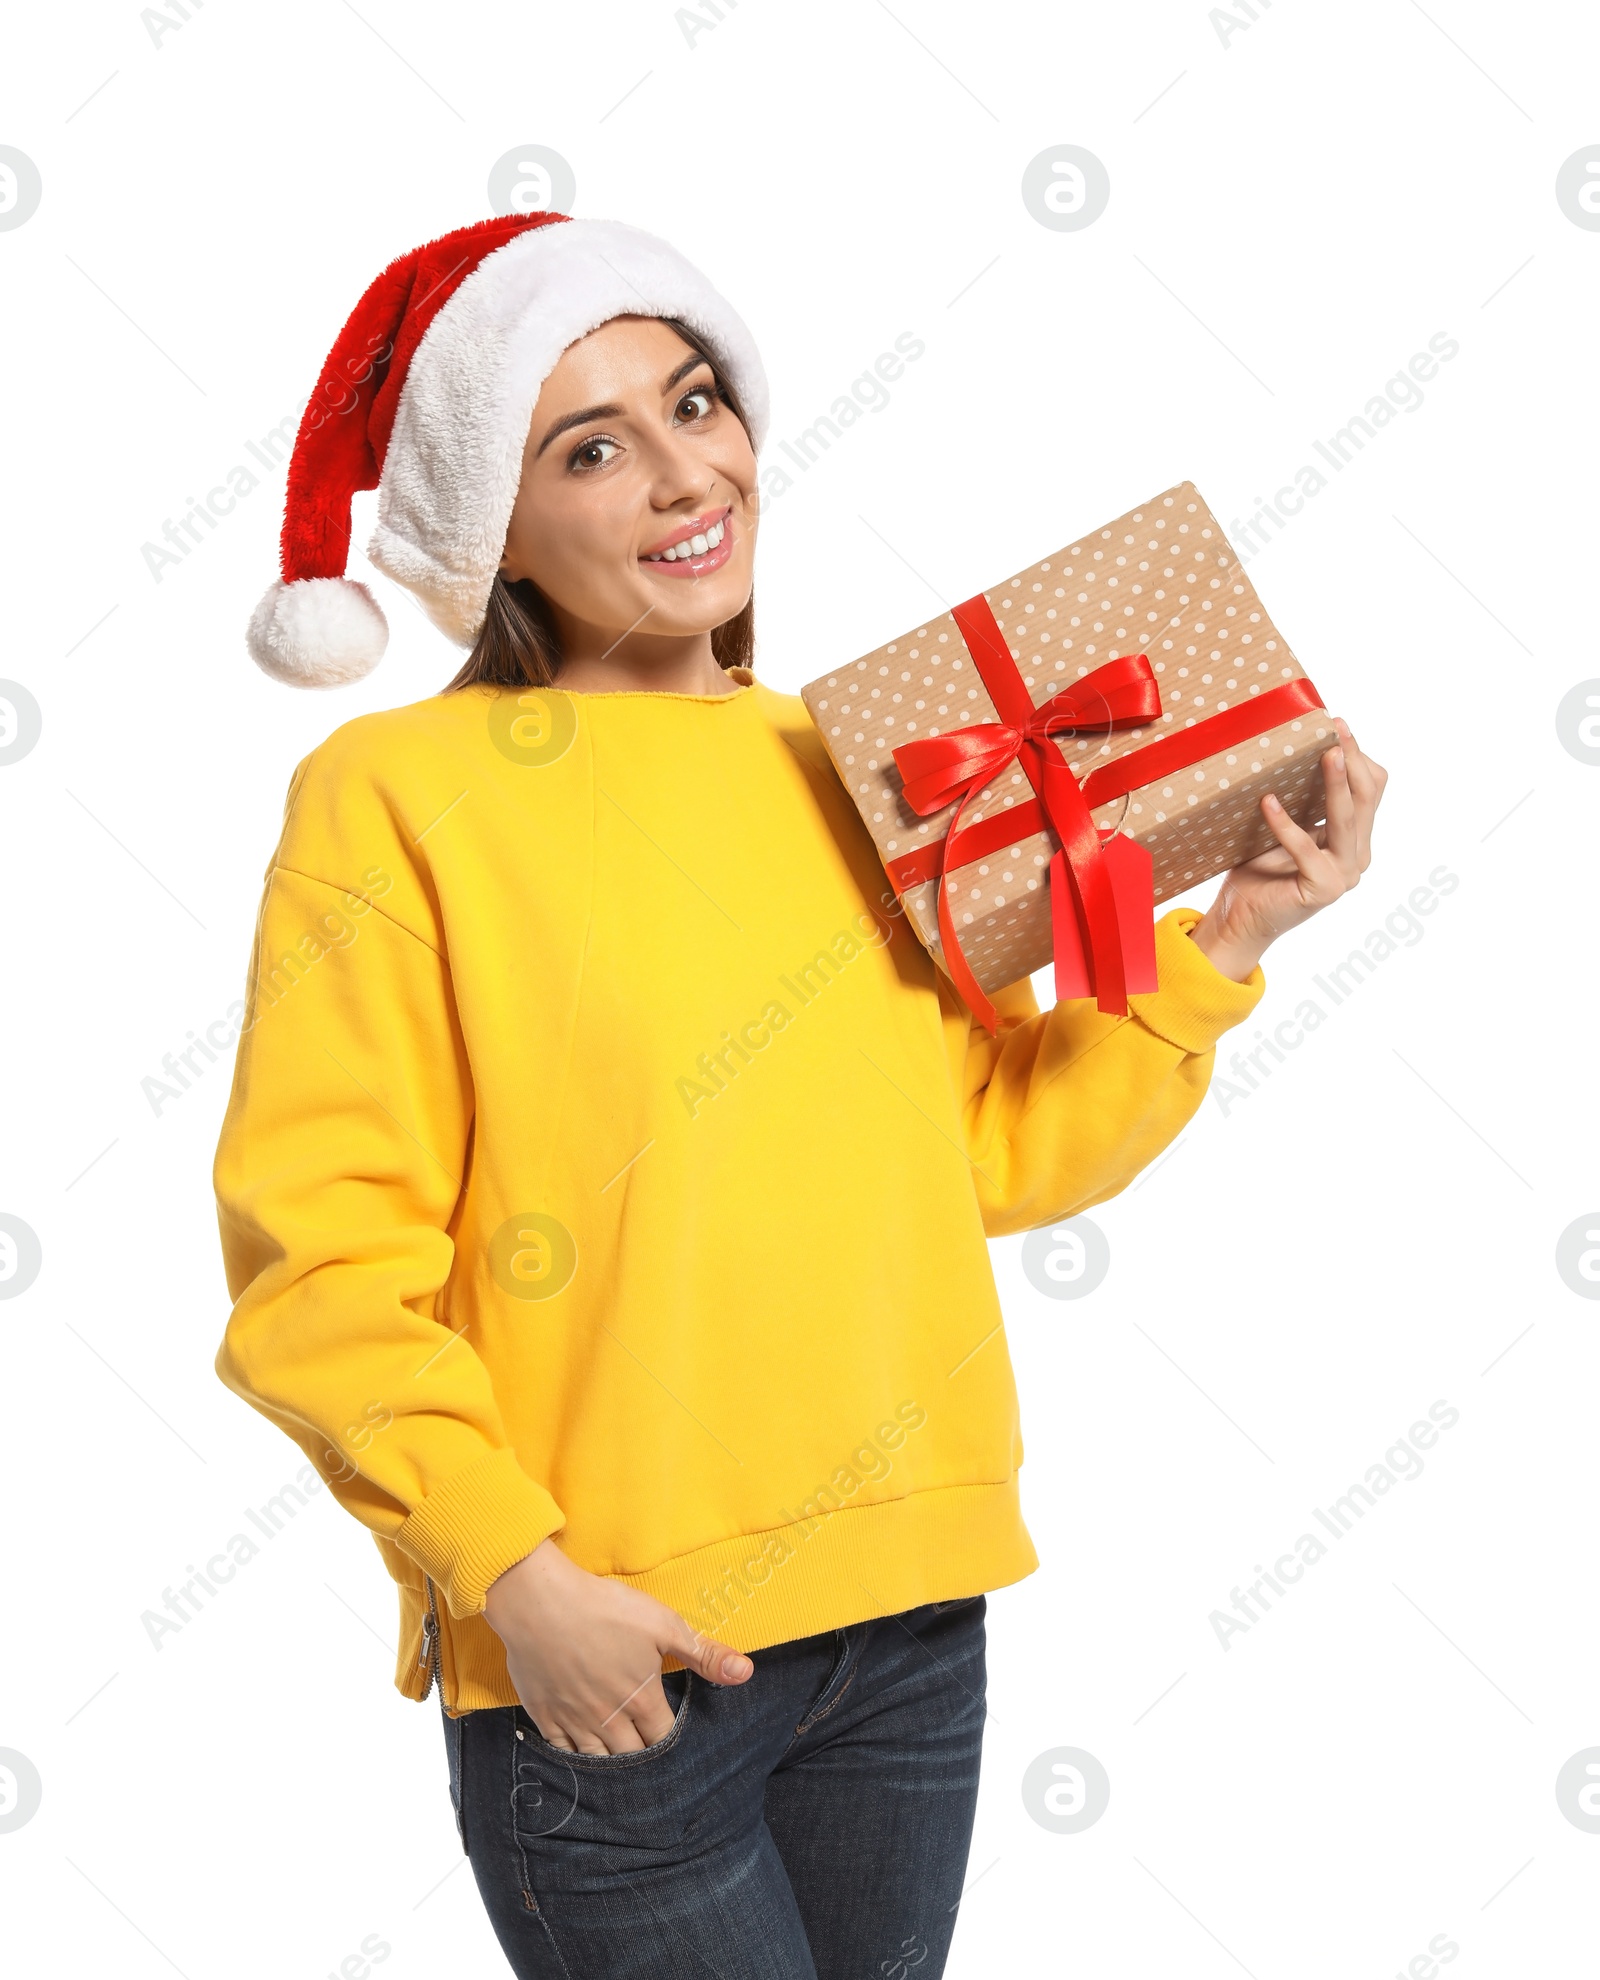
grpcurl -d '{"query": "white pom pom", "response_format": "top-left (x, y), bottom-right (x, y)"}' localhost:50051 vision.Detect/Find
top-left (246, 578), bottom-right (389, 688)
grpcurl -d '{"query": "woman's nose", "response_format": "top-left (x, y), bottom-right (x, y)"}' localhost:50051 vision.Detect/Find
top-left (644, 426), bottom-right (716, 506)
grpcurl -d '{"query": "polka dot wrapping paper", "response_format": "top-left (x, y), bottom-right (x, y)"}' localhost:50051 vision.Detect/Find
top-left (800, 483), bottom-right (1334, 1005)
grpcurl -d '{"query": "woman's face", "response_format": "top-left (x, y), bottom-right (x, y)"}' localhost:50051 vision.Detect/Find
top-left (498, 315), bottom-right (758, 652)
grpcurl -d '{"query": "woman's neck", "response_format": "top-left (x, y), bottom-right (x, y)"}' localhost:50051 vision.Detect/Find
top-left (552, 623), bottom-right (732, 697)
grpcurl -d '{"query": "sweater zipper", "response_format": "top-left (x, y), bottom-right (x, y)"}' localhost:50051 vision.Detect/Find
top-left (419, 1575), bottom-right (440, 1700)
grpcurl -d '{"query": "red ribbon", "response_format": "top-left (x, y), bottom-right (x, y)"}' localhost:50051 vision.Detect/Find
top-left (886, 593), bottom-right (1325, 1029)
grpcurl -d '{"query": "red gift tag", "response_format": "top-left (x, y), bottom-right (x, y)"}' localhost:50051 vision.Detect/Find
top-left (1049, 833), bottom-right (1159, 1002)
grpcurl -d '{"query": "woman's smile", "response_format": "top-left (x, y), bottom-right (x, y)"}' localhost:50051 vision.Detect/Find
top-left (639, 505), bottom-right (734, 577)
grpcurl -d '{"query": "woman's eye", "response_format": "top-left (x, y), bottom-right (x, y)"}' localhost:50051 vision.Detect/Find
top-left (674, 387), bottom-right (716, 423)
top-left (570, 435), bottom-right (619, 471)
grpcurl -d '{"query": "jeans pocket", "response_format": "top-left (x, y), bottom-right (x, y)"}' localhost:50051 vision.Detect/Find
top-left (520, 1666), bottom-right (692, 1769)
top-left (792, 1627), bottom-right (861, 1737)
top-left (931, 1593), bottom-right (984, 1613)
top-left (512, 1671), bottom-right (699, 1859)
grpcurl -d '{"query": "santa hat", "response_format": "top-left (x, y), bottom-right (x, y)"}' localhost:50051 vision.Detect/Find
top-left (246, 213), bottom-right (770, 688)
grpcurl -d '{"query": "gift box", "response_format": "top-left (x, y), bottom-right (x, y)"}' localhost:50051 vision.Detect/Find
top-left (799, 482), bottom-right (1334, 1028)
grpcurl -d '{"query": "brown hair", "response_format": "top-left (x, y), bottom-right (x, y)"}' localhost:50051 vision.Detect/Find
top-left (444, 316), bottom-right (754, 692)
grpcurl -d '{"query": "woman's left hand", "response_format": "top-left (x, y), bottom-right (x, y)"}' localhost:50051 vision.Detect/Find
top-left (1188, 716), bottom-right (1388, 983)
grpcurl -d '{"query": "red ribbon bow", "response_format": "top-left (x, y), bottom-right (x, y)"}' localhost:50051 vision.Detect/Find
top-left (886, 592), bottom-right (1324, 1029)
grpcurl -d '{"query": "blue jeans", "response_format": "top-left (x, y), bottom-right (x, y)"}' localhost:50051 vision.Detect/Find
top-left (441, 1594), bottom-right (987, 1978)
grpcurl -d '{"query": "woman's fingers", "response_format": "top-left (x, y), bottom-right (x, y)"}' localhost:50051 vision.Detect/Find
top-left (1238, 841), bottom-right (1302, 875)
top-left (570, 1726), bottom-right (621, 1758)
top-left (1261, 790), bottom-right (1341, 903)
top-left (670, 1619), bottom-right (754, 1686)
top-left (1332, 716), bottom-right (1387, 869)
top-left (562, 1718), bottom-right (625, 1750)
top-left (1319, 743), bottom-right (1360, 881)
top-left (1333, 715), bottom-right (1387, 798)
top-left (534, 1671), bottom-right (668, 1754)
top-left (594, 1668), bottom-right (670, 1752)
top-left (528, 1707), bottom-right (595, 1754)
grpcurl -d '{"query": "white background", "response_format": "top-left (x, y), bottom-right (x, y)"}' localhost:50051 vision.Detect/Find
top-left (2, 2), bottom-right (1597, 1975)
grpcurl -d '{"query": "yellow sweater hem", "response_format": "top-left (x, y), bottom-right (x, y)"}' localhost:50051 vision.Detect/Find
top-left (399, 1477), bottom-right (1039, 1715)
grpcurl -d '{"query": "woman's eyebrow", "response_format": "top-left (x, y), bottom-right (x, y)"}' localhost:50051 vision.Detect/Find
top-left (536, 402), bottom-right (625, 458)
top-left (663, 350), bottom-right (712, 391)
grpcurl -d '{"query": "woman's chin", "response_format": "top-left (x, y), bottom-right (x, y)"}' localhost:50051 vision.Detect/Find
top-left (629, 571), bottom-right (751, 637)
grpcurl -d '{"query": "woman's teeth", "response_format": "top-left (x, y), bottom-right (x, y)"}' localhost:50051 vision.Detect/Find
top-left (646, 517), bottom-right (726, 562)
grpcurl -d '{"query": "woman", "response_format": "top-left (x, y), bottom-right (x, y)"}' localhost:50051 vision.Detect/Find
top-left (216, 212), bottom-right (1384, 1979)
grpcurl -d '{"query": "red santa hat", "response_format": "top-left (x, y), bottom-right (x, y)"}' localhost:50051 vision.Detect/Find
top-left (246, 213), bottom-right (770, 687)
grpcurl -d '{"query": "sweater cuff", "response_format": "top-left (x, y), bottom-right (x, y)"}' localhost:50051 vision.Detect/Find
top-left (395, 1447), bottom-right (566, 1619)
top-left (1127, 908), bottom-right (1266, 1055)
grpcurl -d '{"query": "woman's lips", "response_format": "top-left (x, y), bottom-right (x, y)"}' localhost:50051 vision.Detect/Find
top-left (639, 508), bottom-right (734, 578)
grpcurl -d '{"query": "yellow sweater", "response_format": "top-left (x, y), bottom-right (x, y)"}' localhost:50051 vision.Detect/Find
top-left (212, 675), bottom-right (1263, 1712)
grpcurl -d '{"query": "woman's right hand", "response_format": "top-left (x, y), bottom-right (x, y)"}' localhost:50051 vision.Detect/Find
top-left (482, 1537), bottom-right (754, 1754)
